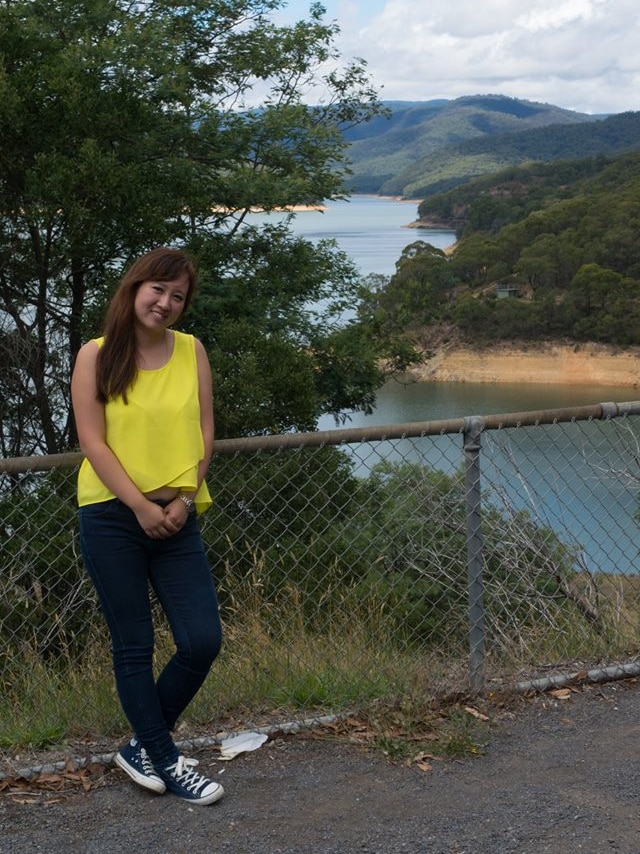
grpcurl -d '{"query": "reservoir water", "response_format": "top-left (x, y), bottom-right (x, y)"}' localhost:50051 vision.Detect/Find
top-left (250, 194), bottom-right (455, 276)
top-left (293, 195), bottom-right (640, 575)
top-left (318, 378), bottom-right (640, 576)
top-left (319, 376), bottom-right (636, 428)
top-left (290, 196), bottom-right (636, 428)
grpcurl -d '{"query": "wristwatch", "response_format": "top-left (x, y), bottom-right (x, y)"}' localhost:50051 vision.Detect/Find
top-left (177, 493), bottom-right (195, 512)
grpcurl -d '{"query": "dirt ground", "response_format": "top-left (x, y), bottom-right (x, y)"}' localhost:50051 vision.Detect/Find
top-left (3, 679), bottom-right (640, 854)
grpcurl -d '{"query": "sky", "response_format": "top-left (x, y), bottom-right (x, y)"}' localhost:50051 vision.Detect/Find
top-left (276, 0), bottom-right (640, 115)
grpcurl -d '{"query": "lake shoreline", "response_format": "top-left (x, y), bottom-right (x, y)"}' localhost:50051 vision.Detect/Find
top-left (405, 341), bottom-right (640, 387)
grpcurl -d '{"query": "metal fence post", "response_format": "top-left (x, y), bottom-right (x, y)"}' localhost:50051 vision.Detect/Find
top-left (463, 416), bottom-right (485, 692)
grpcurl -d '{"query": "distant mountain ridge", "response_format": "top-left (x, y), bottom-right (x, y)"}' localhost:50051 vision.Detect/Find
top-left (341, 95), bottom-right (639, 198)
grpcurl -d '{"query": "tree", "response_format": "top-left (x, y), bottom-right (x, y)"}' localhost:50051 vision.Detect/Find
top-left (369, 242), bottom-right (457, 334)
top-left (0, 0), bottom-right (388, 455)
top-left (515, 234), bottom-right (564, 289)
top-left (448, 233), bottom-right (500, 285)
top-left (451, 292), bottom-right (491, 336)
top-left (566, 263), bottom-right (640, 343)
top-left (184, 216), bottom-right (422, 437)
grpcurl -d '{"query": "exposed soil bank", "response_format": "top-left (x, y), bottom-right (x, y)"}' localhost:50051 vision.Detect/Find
top-left (408, 341), bottom-right (640, 387)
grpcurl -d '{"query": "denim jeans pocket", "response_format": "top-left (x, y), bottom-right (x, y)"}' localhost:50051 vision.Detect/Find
top-left (79, 498), bottom-right (120, 520)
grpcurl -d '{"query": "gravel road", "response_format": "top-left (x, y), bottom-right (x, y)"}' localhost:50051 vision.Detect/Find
top-left (3, 679), bottom-right (640, 854)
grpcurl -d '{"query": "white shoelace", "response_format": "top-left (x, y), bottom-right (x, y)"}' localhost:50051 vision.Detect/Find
top-left (171, 756), bottom-right (211, 793)
top-left (139, 747), bottom-right (158, 777)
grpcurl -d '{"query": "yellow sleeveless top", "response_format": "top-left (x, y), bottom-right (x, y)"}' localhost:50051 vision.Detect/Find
top-left (77, 330), bottom-right (212, 514)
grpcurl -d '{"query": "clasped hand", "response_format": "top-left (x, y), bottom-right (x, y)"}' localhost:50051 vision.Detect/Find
top-left (136, 498), bottom-right (188, 539)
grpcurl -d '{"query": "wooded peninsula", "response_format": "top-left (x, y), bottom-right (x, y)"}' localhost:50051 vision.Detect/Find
top-left (367, 150), bottom-right (640, 387)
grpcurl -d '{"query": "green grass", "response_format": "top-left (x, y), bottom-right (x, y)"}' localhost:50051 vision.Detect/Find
top-left (0, 604), bottom-right (457, 753)
top-left (0, 650), bottom-right (123, 750)
top-left (2, 570), bottom-right (638, 756)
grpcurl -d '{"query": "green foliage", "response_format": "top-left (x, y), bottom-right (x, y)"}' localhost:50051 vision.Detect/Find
top-left (0, 470), bottom-right (99, 671)
top-left (403, 109), bottom-right (640, 200)
top-left (364, 242), bottom-right (458, 337)
top-left (377, 152), bottom-right (640, 347)
top-left (203, 446), bottom-right (369, 597)
top-left (342, 95), bottom-right (597, 196)
top-left (567, 264), bottom-right (640, 343)
top-left (380, 106), bottom-right (640, 200)
top-left (201, 452), bottom-right (584, 652)
top-left (0, 0), bottom-right (396, 454)
top-left (184, 223), bottom-right (405, 436)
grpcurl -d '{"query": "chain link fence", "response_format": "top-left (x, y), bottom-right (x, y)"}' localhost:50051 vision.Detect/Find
top-left (2, 399), bottom-right (640, 770)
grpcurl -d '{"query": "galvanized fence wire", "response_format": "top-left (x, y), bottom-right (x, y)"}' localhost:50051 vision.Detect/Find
top-left (2, 400), bottom-right (640, 764)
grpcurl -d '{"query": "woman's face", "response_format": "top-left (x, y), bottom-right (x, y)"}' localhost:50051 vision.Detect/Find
top-left (133, 276), bottom-right (190, 332)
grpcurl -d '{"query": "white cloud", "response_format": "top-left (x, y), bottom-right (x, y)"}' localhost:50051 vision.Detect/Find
top-left (307, 0), bottom-right (640, 114)
top-left (515, 0), bottom-right (604, 32)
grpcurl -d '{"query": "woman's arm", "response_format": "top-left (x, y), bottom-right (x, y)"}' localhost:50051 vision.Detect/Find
top-left (71, 342), bottom-right (172, 538)
top-left (195, 336), bottom-right (215, 486)
top-left (162, 337), bottom-right (214, 524)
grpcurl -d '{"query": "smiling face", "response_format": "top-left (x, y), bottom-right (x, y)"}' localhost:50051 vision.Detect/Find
top-left (133, 276), bottom-right (190, 333)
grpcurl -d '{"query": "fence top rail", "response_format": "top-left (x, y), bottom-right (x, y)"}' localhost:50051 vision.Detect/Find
top-left (3, 400), bottom-right (640, 475)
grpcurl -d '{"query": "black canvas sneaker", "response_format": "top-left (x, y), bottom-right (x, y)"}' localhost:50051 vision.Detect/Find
top-left (158, 756), bottom-right (224, 805)
top-left (115, 738), bottom-right (166, 794)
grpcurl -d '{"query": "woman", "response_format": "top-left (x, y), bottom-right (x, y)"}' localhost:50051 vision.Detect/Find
top-left (71, 247), bottom-right (223, 805)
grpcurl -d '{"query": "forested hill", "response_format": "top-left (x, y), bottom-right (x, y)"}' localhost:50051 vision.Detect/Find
top-left (369, 151), bottom-right (640, 350)
top-left (342, 96), bottom-right (640, 198)
top-left (394, 111), bottom-right (640, 200)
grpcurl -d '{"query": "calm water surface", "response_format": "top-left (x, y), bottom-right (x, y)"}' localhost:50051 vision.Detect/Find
top-left (320, 377), bottom-right (637, 428)
top-left (251, 195), bottom-right (455, 276)
top-left (260, 194), bottom-right (640, 573)
top-left (320, 380), bottom-right (640, 576)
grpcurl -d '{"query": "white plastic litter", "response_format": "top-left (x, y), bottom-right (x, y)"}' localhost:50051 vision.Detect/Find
top-left (219, 731), bottom-right (268, 760)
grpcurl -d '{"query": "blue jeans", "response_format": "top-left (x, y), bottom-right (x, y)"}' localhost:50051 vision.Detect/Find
top-left (79, 499), bottom-right (222, 767)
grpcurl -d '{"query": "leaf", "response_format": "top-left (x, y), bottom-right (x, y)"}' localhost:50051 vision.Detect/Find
top-left (405, 752), bottom-right (434, 772)
top-left (464, 706), bottom-right (489, 721)
top-left (549, 688), bottom-right (572, 700)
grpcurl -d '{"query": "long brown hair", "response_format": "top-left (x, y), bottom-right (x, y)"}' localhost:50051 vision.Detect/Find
top-left (96, 247), bottom-right (198, 402)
